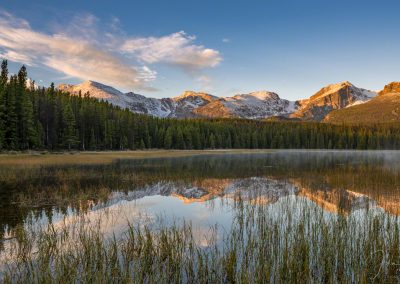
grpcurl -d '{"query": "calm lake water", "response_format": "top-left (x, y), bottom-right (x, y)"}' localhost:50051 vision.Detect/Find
top-left (1, 150), bottom-right (400, 242)
top-left (2, 150), bottom-right (400, 282)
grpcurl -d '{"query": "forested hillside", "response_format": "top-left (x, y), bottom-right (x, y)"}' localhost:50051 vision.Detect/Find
top-left (0, 61), bottom-right (400, 151)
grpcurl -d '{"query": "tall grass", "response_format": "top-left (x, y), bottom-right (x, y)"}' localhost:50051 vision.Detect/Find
top-left (3, 151), bottom-right (400, 243)
top-left (0, 150), bottom-right (273, 166)
top-left (2, 151), bottom-right (400, 282)
top-left (2, 196), bottom-right (400, 283)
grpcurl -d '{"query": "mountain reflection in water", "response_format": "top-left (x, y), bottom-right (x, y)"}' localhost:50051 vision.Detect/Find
top-left (1, 150), bottom-right (400, 242)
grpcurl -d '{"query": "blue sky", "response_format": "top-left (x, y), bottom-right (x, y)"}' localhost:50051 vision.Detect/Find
top-left (0, 0), bottom-right (399, 100)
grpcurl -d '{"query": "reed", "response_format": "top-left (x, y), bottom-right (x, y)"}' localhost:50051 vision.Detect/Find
top-left (2, 151), bottom-right (400, 283)
top-left (2, 196), bottom-right (400, 283)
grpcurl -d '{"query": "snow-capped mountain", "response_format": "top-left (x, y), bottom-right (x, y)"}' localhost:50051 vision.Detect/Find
top-left (57, 81), bottom-right (218, 118)
top-left (91, 177), bottom-right (298, 211)
top-left (88, 177), bottom-right (377, 214)
top-left (172, 91), bottom-right (218, 117)
top-left (290, 81), bottom-right (376, 121)
top-left (57, 80), bottom-right (377, 121)
top-left (58, 81), bottom-right (174, 117)
top-left (194, 91), bottom-right (297, 119)
top-left (324, 82), bottom-right (400, 124)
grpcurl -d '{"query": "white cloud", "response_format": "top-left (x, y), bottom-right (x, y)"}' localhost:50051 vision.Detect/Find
top-left (196, 75), bottom-right (213, 91)
top-left (0, 50), bottom-right (33, 64)
top-left (0, 11), bottom-right (155, 91)
top-left (0, 11), bottom-right (221, 91)
top-left (120, 31), bottom-right (222, 71)
top-left (222, 38), bottom-right (230, 43)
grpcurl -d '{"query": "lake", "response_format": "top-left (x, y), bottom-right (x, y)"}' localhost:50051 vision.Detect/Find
top-left (1, 150), bottom-right (400, 282)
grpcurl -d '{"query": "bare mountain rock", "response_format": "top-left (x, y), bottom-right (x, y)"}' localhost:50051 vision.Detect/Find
top-left (57, 80), bottom-right (384, 122)
top-left (290, 81), bottom-right (376, 121)
top-left (378, 82), bottom-right (400, 96)
top-left (57, 81), bottom-right (217, 118)
top-left (57, 82), bottom-right (297, 119)
top-left (194, 91), bottom-right (296, 119)
top-left (324, 82), bottom-right (400, 124)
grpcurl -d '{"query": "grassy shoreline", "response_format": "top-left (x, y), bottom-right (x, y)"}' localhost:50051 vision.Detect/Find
top-left (0, 149), bottom-right (277, 166)
top-left (2, 148), bottom-right (400, 166)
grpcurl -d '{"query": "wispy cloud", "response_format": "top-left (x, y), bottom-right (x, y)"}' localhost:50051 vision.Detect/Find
top-left (120, 31), bottom-right (222, 71)
top-left (0, 11), bottom-right (155, 91)
top-left (222, 38), bottom-right (230, 43)
top-left (196, 75), bottom-right (213, 92)
top-left (0, 11), bottom-right (222, 91)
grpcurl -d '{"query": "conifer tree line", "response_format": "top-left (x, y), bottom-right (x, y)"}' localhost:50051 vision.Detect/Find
top-left (0, 60), bottom-right (400, 151)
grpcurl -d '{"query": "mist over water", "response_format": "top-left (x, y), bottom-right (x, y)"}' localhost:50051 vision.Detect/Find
top-left (2, 150), bottom-right (400, 282)
top-left (1, 150), bottom-right (400, 238)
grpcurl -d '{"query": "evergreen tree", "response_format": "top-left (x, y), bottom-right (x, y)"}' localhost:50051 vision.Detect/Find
top-left (16, 66), bottom-right (37, 149)
top-left (251, 131), bottom-right (258, 149)
top-left (209, 133), bottom-right (216, 149)
top-left (139, 139), bottom-right (145, 150)
top-left (1, 62), bottom-right (400, 152)
top-left (89, 128), bottom-right (97, 150)
top-left (0, 60), bottom-right (7, 149)
top-left (175, 127), bottom-right (185, 149)
top-left (62, 103), bottom-right (78, 150)
top-left (164, 127), bottom-right (173, 149)
top-left (4, 75), bottom-right (18, 149)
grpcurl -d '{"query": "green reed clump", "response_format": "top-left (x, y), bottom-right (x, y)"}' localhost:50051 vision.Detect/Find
top-left (2, 197), bottom-right (400, 283)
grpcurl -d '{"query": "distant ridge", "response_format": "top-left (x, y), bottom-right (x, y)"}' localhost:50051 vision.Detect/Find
top-left (57, 80), bottom-right (385, 121)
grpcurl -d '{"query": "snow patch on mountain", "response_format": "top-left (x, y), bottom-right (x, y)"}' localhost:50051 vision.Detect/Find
top-left (58, 81), bottom-right (135, 110)
top-left (57, 80), bottom-right (378, 121)
top-left (91, 177), bottom-right (298, 211)
top-left (309, 81), bottom-right (376, 102)
top-left (171, 91), bottom-right (218, 117)
top-left (345, 100), bottom-right (368, 108)
top-left (291, 81), bottom-right (378, 120)
top-left (58, 81), bottom-right (175, 117)
top-left (124, 92), bottom-right (174, 117)
top-left (220, 91), bottom-right (297, 119)
top-left (57, 81), bottom-right (220, 118)
top-left (342, 87), bottom-right (376, 108)
top-left (224, 177), bottom-right (298, 204)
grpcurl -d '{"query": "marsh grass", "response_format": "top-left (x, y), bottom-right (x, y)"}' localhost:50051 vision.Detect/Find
top-left (2, 196), bottom-right (400, 283)
top-left (0, 150), bottom-right (274, 166)
top-left (2, 151), bottom-right (400, 283)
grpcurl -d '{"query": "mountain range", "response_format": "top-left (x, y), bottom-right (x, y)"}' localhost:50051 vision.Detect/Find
top-left (57, 80), bottom-right (400, 123)
top-left (93, 177), bottom-right (388, 215)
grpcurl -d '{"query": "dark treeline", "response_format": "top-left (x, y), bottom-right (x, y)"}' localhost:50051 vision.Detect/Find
top-left (0, 61), bottom-right (400, 151)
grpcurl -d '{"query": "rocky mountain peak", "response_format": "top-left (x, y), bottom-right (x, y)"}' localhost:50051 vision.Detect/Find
top-left (232, 91), bottom-right (280, 101)
top-left (76, 80), bottom-right (106, 90)
top-left (290, 81), bottom-right (376, 121)
top-left (57, 83), bottom-right (73, 88)
top-left (57, 80), bottom-right (123, 97)
top-left (174, 91), bottom-right (217, 102)
top-left (56, 79), bottom-right (386, 121)
top-left (310, 81), bottom-right (354, 101)
top-left (379, 82), bottom-right (400, 96)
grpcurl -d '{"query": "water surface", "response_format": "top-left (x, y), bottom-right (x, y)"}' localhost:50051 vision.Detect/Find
top-left (1, 150), bottom-right (400, 243)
